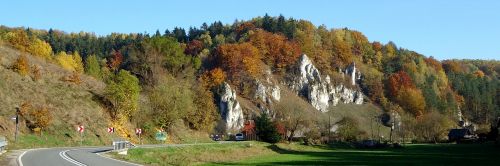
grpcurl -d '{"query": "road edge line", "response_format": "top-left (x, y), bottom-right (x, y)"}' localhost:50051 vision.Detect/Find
top-left (95, 151), bottom-right (143, 166)
top-left (17, 150), bottom-right (29, 166)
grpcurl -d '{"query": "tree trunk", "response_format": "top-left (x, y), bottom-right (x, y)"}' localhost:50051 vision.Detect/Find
top-left (288, 130), bottom-right (295, 142)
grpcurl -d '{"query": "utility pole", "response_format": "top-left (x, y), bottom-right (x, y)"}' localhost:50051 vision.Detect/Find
top-left (377, 116), bottom-right (381, 142)
top-left (370, 116), bottom-right (374, 139)
top-left (15, 107), bottom-right (20, 143)
top-left (328, 115), bottom-right (331, 143)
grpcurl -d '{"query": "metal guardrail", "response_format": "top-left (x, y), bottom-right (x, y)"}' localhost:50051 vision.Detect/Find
top-left (112, 141), bottom-right (132, 151)
top-left (0, 136), bottom-right (7, 152)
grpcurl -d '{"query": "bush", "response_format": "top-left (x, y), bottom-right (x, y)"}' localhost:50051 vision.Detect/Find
top-left (12, 54), bottom-right (30, 76)
top-left (414, 112), bottom-right (454, 143)
top-left (32, 65), bottom-right (41, 81)
top-left (336, 116), bottom-right (363, 142)
top-left (255, 112), bottom-right (282, 143)
top-left (18, 101), bottom-right (53, 135)
top-left (61, 71), bottom-right (81, 85)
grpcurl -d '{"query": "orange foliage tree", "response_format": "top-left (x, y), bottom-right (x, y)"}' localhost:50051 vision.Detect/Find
top-left (387, 70), bottom-right (426, 117)
top-left (442, 60), bottom-right (462, 73)
top-left (424, 56), bottom-right (443, 71)
top-left (216, 43), bottom-right (262, 82)
top-left (200, 67), bottom-right (226, 89)
top-left (249, 29), bottom-right (301, 72)
top-left (108, 50), bottom-right (123, 71)
top-left (387, 71), bottom-right (415, 98)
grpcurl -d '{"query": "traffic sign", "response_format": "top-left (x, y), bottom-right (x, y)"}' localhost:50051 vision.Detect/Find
top-left (77, 125), bottom-right (84, 133)
top-left (155, 131), bottom-right (167, 141)
top-left (107, 127), bottom-right (114, 133)
top-left (135, 128), bottom-right (142, 135)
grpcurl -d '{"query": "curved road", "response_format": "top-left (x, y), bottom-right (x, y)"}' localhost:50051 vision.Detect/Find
top-left (15, 142), bottom-right (233, 166)
top-left (18, 147), bottom-right (140, 166)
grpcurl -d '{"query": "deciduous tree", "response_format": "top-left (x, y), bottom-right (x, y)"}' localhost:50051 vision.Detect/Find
top-left (84, 54), bottom-right (102, 79)
top-left (105, 70), bottom-right (140, 120)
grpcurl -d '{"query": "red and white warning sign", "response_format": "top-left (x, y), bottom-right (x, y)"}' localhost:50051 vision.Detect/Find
top-left (135, 128), bottom-right (142, 135)
top-left (77, 125), bottom-right (84, 133)
top-left (107, 127), bottom-right (114, 133)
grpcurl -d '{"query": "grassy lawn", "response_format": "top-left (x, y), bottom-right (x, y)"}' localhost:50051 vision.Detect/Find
top-left (114, 141), bottom-right (500, 166)
top-left (208, 143), bottom-right (500, 166)
top-left (112, 141), bottom-right (275, 165)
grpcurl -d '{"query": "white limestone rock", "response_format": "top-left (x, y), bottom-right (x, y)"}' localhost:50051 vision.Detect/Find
top-left (218, 82), bottom-right (244, 131)
top-left (288, 54), bottom-right (363, 112)
top-left (254, 80), bottom-right (281, 104)
top-left (270, 85), bottom-right (281, 101)
top-left (345, 62), bottom-right (361, 86)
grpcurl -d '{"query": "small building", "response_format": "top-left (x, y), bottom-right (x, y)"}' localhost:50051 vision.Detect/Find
top-left (241, 120), bottom-right (256, 140)
top-left (448, 128), bottom-right (475, 142)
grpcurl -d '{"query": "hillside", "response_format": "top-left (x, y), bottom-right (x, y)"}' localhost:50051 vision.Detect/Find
top-left (0, 14), bottom-right (499, 145)
top-left (0, 45), bottom-right (113, 148)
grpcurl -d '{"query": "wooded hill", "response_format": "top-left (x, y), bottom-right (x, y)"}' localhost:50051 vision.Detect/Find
top-left (0, 14), bottom-right (499, 144)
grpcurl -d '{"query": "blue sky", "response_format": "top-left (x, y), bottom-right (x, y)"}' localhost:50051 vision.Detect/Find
top-left (1, 0), bottom-right (499, 60)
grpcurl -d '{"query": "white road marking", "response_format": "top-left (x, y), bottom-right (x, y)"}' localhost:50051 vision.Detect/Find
top-left (17, 150), bottom-right (30, 166)
top-left (59, 149), bottom-right (87, 166)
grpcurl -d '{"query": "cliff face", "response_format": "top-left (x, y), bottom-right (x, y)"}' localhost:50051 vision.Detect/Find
top-left (215, 54), bottom-right (365, 131)
top-left (216, 82), bottom-right (244, 131)
top-left (287, 54), bottom-right (363, 112)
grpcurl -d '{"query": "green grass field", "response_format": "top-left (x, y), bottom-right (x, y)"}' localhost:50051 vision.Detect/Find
top-left (208, 143), bottom-right (500, 166)
top-left (115, 141), bottom-right (500, 166)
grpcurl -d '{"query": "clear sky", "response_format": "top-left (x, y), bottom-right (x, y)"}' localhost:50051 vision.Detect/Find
top-left (1, 0), bottom-right (499, 60)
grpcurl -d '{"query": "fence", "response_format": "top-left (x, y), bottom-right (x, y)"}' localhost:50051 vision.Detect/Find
top-left (0, 136), bottom-right (7, 152)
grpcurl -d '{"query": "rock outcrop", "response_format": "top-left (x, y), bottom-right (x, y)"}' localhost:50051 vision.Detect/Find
top-left (288, 54), bottom-right (364, 112)
top-left (345, 62), bottom-right (361, 86)
top-left (254, 80), bottom-right (281, 104)
top-left (217, 82), bottom-right (244, 131)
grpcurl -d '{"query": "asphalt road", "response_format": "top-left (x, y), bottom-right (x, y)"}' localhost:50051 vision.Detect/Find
top-left (15, 142), bottom-right (234, 166)
top-left (18, 146), bottom-right (140, 166)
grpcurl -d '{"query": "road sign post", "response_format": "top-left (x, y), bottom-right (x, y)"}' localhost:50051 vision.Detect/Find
top-left (77, 125), bottom-right (84, 145)
top-left (136, 128), bottom-right (142, 145)
top-left (155, 130), bottom-right (167, 143)
top-left (107, 127), bottom-right (114, 133)
top-left (15, 107), bottom-right (20, 143)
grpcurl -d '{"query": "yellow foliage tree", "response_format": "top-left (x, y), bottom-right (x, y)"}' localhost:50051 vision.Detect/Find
top-left (55, 52), bottom-right (75, 71)
top-left (28, 38), bottom-right (53, 59)
top-left (72, 52), bottom-right (84, 73)
top-left (396, 88), bottom-right (426, 118)
top-left (55, 51), bottom-right (83, 72)
top-left (3, 30), bottom-right (30, 52)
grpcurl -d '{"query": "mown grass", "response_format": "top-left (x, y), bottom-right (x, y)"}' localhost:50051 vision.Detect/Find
top-left (115, 141), bottom-right (500, 166)
top-left (208, 143), bottom-right (500, 166)
top-left (112, 141), bottom-right (274, 165)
